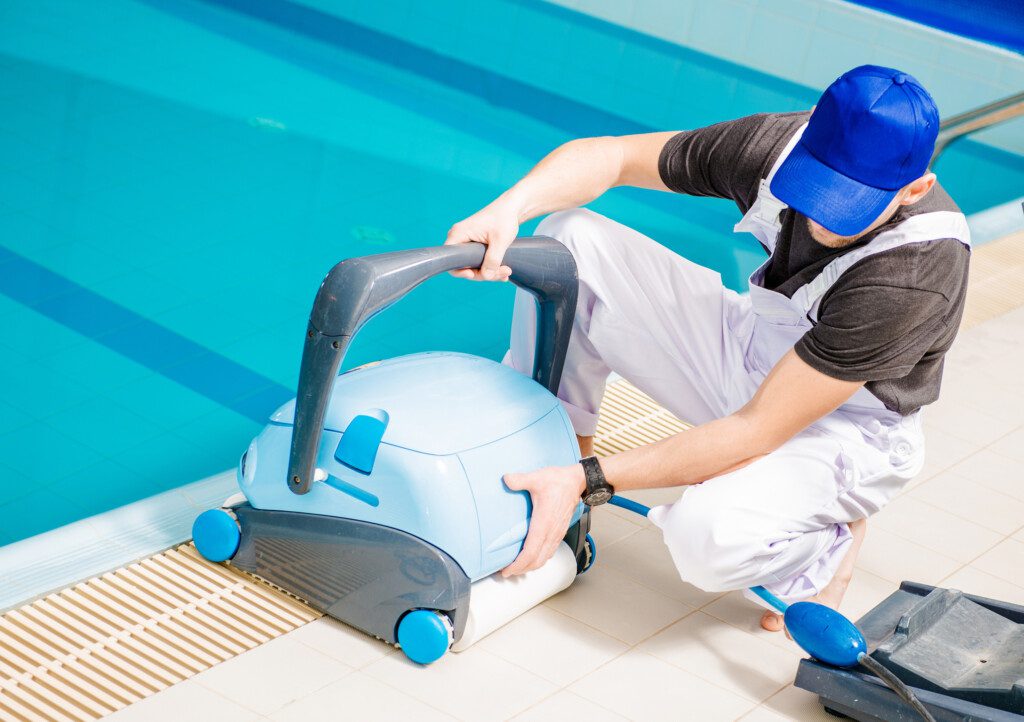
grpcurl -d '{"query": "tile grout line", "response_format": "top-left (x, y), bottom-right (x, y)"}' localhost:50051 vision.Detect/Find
top-left (867, 506), bottom-right (1007, 570)
top-left (626, 611), bottom-right (796, 712)
top-left (908, 481), bottom-right (1024, 538)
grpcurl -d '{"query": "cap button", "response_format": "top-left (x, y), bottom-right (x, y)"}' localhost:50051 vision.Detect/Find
top-left (893, 73), bottom-right (907, 85)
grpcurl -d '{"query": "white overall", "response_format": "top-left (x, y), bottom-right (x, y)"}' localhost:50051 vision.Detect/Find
top-left (504, 125), bottom-right (971, 602)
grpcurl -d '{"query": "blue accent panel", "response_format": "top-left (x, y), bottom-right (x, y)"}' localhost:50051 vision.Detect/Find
top-left (608, 495), bottom-right (651, 518)
top-left (850, 0), bottom-right (1024, 54)
top-left (335, 410), bottom-right (388, 474)
top-left (784, 601), bottom-right (867, 668)
top-left (192, 508), bottom-right (241, 562)
top-left (0, 245), bottom-right (292, 424)
top-left (397, 609), bottom-right (451, 665)
top-left (323, 474), bottom-right (379, 507)
top-left (750, 584), bottom-right (790, 614)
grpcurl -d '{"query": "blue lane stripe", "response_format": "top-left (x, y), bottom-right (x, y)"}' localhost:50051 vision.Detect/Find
top-left (0, 246), bottom-right (293, 424)
top-left (185, 0), bottom-right (651, 140)
top-left (143, 0), bottom-right (739, 229)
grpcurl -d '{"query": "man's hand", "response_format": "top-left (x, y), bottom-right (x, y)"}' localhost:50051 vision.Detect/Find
top-left (445, 202), bottom-right (520, 282)
top-left (501, 464), bottom-right (587, 577)
top-left (444, 133), bottom-right (679, 282)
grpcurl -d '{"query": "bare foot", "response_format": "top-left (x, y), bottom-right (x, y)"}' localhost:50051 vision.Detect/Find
top-left (760, 518), bottom-right (868, 634)
top-left (577, 435), bottom-right (594, 457)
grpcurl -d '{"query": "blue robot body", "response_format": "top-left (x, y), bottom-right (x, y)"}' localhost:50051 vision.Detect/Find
top-left (194, 238), bottom-right (587, 662)
top-left (240, 352), bottom-right (581, 581)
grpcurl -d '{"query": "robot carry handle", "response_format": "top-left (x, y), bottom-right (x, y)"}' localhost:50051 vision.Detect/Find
top-left (287, 236), bottom-right (579, 495)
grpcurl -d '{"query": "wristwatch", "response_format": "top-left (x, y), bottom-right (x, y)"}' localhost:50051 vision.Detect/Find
top-left (580, 456), bottom-right (614, 506)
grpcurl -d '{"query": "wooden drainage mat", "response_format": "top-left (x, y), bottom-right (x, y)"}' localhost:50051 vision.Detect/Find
top-left (0, 379), bottom-right (678, 721)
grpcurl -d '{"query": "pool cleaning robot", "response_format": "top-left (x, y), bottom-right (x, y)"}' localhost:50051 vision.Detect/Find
top-left (192, 237), bottom-right (593, 664)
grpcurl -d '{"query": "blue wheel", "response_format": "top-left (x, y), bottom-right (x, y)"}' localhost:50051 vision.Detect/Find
top-left (397, 610), bottom-right (452, 665)
top-left (192, 509), bottom-right (241, 563)
top-left (580, 533), bottom-right (597, 574)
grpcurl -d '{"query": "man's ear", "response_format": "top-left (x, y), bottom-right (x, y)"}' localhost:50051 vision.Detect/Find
top-left (900, 172), bottom-right (936, 206)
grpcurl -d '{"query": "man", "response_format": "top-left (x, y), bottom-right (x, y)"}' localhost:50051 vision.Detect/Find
top-left (445, 65), bottom-right (970, 630)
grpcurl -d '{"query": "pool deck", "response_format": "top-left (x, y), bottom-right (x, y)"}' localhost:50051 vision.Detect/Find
top-left (6, 231), bottom-right (1024, 722)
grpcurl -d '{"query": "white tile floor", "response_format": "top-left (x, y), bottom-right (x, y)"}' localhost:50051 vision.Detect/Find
top-left (107, 306), bottom-right (1024, 721)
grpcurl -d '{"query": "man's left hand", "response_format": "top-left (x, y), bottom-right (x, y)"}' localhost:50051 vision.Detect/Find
top-left (501, 464), bottom-right (586, 577)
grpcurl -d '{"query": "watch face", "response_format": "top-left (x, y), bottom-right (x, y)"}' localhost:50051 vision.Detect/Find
top-left (585, 488), bottom-right (612, 506)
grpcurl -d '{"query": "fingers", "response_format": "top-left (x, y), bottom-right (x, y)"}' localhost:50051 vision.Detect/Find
top-left (448, 266), bottom-right (512, 282)
top-left (444, 221), bottom-right (471, 246)
top-left (504, 525), bottom-right (565, 577)
top-left (503, 471), bottom-right (572, 577)
top-left (503, 528), bottom-right (560, 576)
top-left (502, 472), bottom-right (525, 491)
top-left (444, 218), bottom-right (514, 282)
top-left (479, 243), bottom-right (506, 281)
top-left (502, 527), bottom-right (545, 577)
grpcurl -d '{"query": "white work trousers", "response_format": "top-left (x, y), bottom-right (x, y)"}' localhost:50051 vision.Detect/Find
top-left (504, 209), bottom-right (924, 602)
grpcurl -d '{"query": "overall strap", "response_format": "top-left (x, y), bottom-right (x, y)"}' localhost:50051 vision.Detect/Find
top-left (733, 123), bottom-right (807, 238)
top-left (767, 122), bottom-right (807, 184)
top-left (792, 211), bottom-right (972, 320)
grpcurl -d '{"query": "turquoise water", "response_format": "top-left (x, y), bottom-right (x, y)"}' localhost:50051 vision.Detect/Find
top-left (1, 0), bottom-right (1022, 545)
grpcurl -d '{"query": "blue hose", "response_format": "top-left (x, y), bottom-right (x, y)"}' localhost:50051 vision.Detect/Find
top-left (749, 584), bottom-right (788, 613)
top-left (607, 495), bottom-right (650, 517)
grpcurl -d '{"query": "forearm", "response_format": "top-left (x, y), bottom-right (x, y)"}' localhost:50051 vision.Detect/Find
top-left (599, 411), bottom-right (775, 491)
top-left (594, 351), bottom-right (864, 493)
top-left (492, 137), bottom-right (624, 223)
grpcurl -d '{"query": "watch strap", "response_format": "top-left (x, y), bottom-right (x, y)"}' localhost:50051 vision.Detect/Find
top-left (580, 456), bottom-right (613, 502)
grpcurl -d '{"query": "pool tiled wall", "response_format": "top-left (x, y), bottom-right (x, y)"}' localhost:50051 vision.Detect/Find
top-left (550, 0), bottom-right (1024, 155)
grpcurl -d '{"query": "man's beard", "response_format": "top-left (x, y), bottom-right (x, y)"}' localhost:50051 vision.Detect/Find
top-left (806, 218), bottom-right (862, 248)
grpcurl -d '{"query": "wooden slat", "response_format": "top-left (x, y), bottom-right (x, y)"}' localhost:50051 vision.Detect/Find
top-left (961, 230), bottom-right (1024, 330)
top-left (0, 544), bottom-right (323, 721)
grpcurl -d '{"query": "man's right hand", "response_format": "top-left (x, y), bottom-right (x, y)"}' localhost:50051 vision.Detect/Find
top-left (443, 132), bottom-right (677, 282)
top-left (445, 203), bottom-right (520, 282)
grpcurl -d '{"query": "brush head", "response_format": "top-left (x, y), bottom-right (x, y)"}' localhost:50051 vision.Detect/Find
top-left (785, 601), bottom-right (867, 668)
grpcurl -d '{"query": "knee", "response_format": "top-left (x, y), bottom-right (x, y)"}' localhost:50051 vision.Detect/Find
top-left (535, 208), bottom-right (602, 258)
top-left (660, 493), bottom-right (763, 592)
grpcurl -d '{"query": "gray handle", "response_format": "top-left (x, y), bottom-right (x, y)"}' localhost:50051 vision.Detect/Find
top-left (287, 236), bottom-right (578, 494)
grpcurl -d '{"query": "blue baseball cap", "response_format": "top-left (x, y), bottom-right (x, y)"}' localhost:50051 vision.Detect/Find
top-left (770, 65), bottom-right (939, 236)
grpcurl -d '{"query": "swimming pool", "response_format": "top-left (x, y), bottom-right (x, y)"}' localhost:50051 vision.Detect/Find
top-left (1, 0), bottom-right (1022, 545)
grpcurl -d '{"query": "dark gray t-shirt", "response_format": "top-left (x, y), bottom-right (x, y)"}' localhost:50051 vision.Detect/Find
top-left (658, 111), bottom-right (970, 415)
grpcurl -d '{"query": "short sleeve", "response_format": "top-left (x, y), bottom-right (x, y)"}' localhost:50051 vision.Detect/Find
top-left (658, 111), bottom-right (808, 212)
top-left (795, 283), bottom-right (952, 382)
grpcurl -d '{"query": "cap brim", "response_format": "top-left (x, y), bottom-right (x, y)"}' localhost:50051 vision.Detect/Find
top-left (769, 141), bottom-right (898, 237)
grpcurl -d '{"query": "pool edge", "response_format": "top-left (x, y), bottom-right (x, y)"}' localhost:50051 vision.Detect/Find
top-left (0, 469), bottom-right (236, 613)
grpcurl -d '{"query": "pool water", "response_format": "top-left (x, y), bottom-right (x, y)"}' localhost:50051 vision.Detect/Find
top-left (1, 0), bottom-right (1021, 545)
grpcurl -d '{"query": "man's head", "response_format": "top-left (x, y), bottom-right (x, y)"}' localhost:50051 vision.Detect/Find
top-left (771, 65), bottom-right (940, 243)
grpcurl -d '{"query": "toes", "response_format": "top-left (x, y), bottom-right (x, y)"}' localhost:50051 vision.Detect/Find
top-left (760, 610), bottom-right (785, 632)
